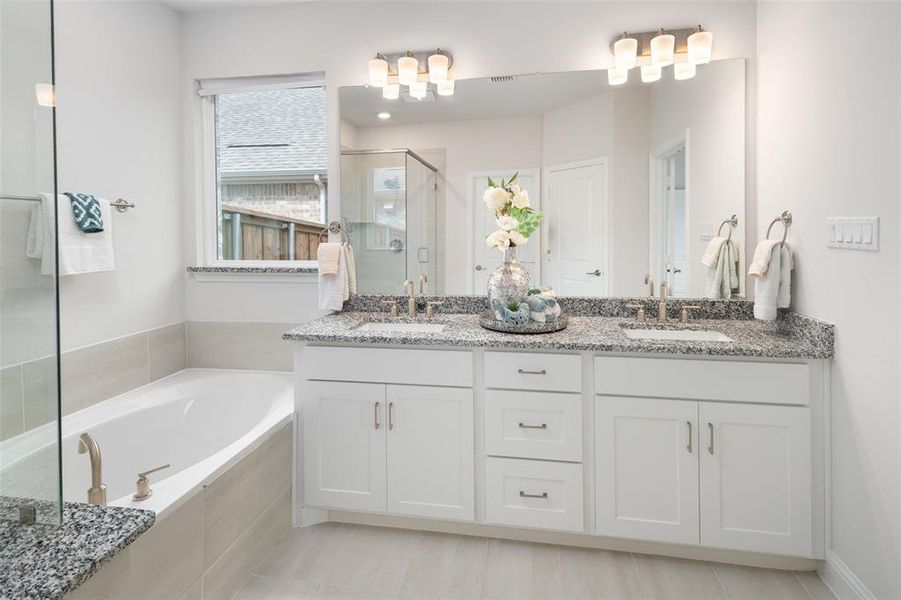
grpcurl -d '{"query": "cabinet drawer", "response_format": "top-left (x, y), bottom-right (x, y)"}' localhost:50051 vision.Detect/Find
top-left (485, 391), bottom-right (582, 462)
top-left (485, 352), bottom-right (581, 392)
top-left (485, 457), bottom-right (583, 532)
top-left (595, 357), bottom-right (810, 406)
top-left (302, 346), bottom-right (472, 387)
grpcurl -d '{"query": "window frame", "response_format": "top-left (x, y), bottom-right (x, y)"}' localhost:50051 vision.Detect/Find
top-left (195, 74), bottom-right (327, 270)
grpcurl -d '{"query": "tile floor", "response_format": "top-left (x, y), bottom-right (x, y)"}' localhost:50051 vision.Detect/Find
top-left (236, 522), bottom-right (836, 600)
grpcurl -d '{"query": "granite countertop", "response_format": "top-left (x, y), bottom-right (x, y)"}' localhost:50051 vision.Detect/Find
top-left (283, 311), bottom-right (833, 359)
top-left (0, 501), bottom-right (154, 600)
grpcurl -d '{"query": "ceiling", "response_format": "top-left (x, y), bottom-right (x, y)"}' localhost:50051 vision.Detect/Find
top-left (340, 70), bottom-right (621, 128)
top-left (160, 0), bottom-right (312, 12)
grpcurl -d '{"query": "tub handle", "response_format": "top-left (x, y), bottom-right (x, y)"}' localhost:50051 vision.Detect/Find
top-left (133, 463), bottom-right (170, 501)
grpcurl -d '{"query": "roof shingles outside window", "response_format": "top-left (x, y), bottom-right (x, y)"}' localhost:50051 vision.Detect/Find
top-left (216, 87), bottom-right (327, 178)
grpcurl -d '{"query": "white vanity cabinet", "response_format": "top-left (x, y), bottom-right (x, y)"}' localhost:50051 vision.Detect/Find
top-left (595, 356), bottom-right (816, 558)
top-left (300, 347), bottom-right (475, 521)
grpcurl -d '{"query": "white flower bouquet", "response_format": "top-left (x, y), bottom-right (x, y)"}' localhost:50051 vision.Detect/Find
top-left (482, 173), bottom-right (543, 250)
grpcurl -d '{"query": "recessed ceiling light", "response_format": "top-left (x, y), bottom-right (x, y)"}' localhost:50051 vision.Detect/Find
top-left (377, 112), bottom-right (391, 120)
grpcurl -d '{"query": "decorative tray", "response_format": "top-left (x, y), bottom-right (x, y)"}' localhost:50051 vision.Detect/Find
top-left (478, 311), bottom-right (568, 334)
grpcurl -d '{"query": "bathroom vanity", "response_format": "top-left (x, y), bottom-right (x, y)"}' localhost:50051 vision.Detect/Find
top-left (285, 298), bottom-right (833, 566)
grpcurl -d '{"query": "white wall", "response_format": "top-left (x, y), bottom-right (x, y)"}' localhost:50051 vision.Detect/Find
top-left (55, 1), bottom-right (184, 350)
top-left (757, 3), bottom-right (900, 598)
top-left (180, 0), bottom-right (758, 320)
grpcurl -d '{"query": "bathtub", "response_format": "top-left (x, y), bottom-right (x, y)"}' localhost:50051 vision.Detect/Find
top-left (1, 369), bottom-right (294, 519)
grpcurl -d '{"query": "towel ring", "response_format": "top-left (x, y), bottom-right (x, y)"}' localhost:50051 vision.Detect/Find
top-left (318, 221), bottom-right (351, 244)
top-left (766, 211), bottom-right (793, 246)
top-left (717, 214), bottom-right (739, 241)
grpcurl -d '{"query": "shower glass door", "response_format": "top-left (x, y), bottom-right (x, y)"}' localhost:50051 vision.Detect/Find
top-left (0, 0), bottom-right (62, 526)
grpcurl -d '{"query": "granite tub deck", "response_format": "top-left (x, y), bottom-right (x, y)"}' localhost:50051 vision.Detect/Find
top-left (0, 501), bottom-right (154, 600)
top-left (283, 311), bottom-right (834, 359)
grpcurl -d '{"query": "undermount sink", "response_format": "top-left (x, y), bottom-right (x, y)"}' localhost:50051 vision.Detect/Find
top-left (355, 322), bottom-right (447, 333)
top-left (624, 328), bottom-right (733, 342)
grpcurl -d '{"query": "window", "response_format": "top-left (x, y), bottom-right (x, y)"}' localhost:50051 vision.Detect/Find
top-left (198, 75), bottom-right (327, 264)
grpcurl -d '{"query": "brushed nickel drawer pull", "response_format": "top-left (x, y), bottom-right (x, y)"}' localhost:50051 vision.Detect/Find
top-left (707, 422), bottom-right (715, 455)
top-left (686, 421), bottom-right (693, 453)
top-left (388, 402), bottom-right (395, 431)
top-left (517, 368), bottom-right (547, 375)
top-left (518, 422), bottom-right (548, 430)
top-left (374, 402), bottom-right (380, 430)
top-left (519, 491), bottom-right (549, 499)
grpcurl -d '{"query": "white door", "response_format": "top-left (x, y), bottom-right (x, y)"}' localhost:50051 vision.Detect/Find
top-left (596, 396), bottom-right (699, 545)
top-left (544, 160), bottom-right (608, 296)
top-left (302, 381), bottom-right (387, 512)
top-left (469, 170), bottom-right (540, 294)
top-left (699, 402), bottom-right (812, 556)
top-left (386, 385), bottom-right (474, 521)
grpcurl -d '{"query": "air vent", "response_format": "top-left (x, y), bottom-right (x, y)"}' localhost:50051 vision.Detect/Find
top-left (490, 75), bottom-right (516, 83)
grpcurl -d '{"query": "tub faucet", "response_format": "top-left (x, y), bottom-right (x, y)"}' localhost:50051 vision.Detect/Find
top-left (78, 432), bottom-right (107, 506)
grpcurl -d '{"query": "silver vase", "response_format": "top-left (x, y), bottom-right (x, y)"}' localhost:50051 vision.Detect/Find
top-left (487, 247), bottom-right (530, 320)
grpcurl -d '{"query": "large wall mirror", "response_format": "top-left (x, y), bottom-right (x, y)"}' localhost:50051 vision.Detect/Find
top-left (338, 58), bottom-right (745, 298)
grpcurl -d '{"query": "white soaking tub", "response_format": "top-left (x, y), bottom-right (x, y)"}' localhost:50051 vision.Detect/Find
top-left (56, 369), bottom-right (293, 517)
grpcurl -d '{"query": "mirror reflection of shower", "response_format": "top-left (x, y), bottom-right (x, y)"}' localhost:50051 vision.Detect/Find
top-left (340, 149), bottom-right (439, 294)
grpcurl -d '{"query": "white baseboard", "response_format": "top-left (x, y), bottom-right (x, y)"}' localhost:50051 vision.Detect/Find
top-left (294, 506), bottom-right (328, 528)
top-left (819, 551), bottom-right (876, 600)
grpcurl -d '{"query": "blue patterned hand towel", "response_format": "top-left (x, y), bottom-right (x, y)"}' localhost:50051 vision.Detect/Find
top-left (64, 192), bottom-right (104, 233)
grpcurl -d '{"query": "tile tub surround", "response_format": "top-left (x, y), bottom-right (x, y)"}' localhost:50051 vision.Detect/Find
top-left (186, 321), bottom-right (295, 371)
top-left (64, 422), bottom-right (292, 600)
top-left (343, 294), bottom-right (756, 320)
top-left (283, 311), bottom-right (833, 359)
top-left (0, 500), bottom-right (154, 600)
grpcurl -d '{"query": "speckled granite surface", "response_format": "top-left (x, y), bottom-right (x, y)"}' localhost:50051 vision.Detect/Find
top-left (0, 499), bottom-right (154, 600)
top-left (186, 265), bottom-right (318, 274)
top-left (283, 310), bottom-right (834, 359)
top-left (343, 294), bottom-right (755, 320)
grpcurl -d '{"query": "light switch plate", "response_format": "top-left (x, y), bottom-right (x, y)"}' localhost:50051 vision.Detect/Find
top-left (699, 222), bottom-right (715, 241)
top-left (827, 217), bottom-right (879, 252)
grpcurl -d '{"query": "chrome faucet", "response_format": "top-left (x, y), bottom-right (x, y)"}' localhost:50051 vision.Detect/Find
top-left (657, 281), bottom-right (672, 323)
top-left (419, 273), bottom-right (428, 295)
top-left (644, 274), bottom-right (655, 297)
top-left (403, 279), bottom-right (417, 317)
top-left (78, 432), bottom-right (107, 505)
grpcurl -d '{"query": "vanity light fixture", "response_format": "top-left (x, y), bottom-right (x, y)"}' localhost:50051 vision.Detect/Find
top-left (650, 29), bottom-right (675, 66)
top-left (613, 33), bottom-right (638, 70)
top-left (397, 52), bottom-right (419, 87)
top-left (366, 48), bottom-right (456, 98)
top-left (382, 83), bottom-right (400, 100)
top-left (368, 54), bottom-right (389, 87)
top-left (687, 26), bottom-right (714, 64)
top-left (607, 25), bottom-right (711, 85)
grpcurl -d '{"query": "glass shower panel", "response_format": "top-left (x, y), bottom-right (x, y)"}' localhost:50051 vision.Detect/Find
top-left (341, 151), bottom-right (408, 294)
top-left (0, 0), bottom-right (62, 526)
top-left (405, 153), bottom-right (437, 295)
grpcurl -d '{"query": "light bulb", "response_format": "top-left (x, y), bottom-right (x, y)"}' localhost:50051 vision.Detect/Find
top-left (382, 83), bottom-right (400, 100)
top-left (397, 55), bottom-right (419, 87)
top-left (687, 28), bottom-right (714, 64)
top-left (35, 83), bottom-right (55, 107)
top-left (368, 56), bottom-right (388, 87)
top-left (640, 64), bottom-right (661, 83)
top-left (377, 112), bottom-right (391, 120)
top-left (436, 79), bottom-right (455, 96)
top-left (674, 60), bottom-right (696, 81)
top-left (409, 80), bottom-right (428, 99)
top-left (613, 35), bottom-right (638, 70)
top-left (428, 52), bottom-right (449, 83)
top-left (651, 31), bottom-right (675, 66)
top-left (607, 67), bottom-right (628, 86)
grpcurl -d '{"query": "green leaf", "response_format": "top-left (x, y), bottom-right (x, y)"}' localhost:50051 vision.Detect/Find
top-left (508, 172), bottom-right (519, 185)
top-left (487, 176), bottom-right (497, 187)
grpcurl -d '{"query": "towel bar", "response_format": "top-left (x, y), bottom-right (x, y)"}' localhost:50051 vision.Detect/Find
top-left (1, 193), bottom-right (135, 213)
top-left (766, 210), bottom-right (793, 246)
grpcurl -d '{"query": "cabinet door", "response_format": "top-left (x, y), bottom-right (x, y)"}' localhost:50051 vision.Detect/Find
top-left (699, 402), bottom-right (812, 556)
top-left (596, 396), bottom-right (699, 544)
top-left (302, 381), bottom-right (386, 512)
top-left (386, 385), bottom-right (474, 521)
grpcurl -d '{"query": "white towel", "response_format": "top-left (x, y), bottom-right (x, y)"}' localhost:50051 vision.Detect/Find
top-left (751, 243), bottom-right (793, 320)
top-left (318, 245), bottom-right (348, 311)
top-left (26, 195), bottom-right (55, 275)
top-left (748, 239), bottom-right (781, 277)
top-left (317, 242), bottom-right (341, 276)
top-left (701, 237), bottom-right (728, 269)
top-left (704, 239), bottom-right (740, 299)
top-left (57, 194), bottom-right (115, 275)
top-left (342, 243), bottom-right (357, 296)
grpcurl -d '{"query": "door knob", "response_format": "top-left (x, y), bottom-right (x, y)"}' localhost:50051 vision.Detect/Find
top-left (585, 269), bottom-right (603, 277)
top-left (475, 265), bottom-right (484, 271)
